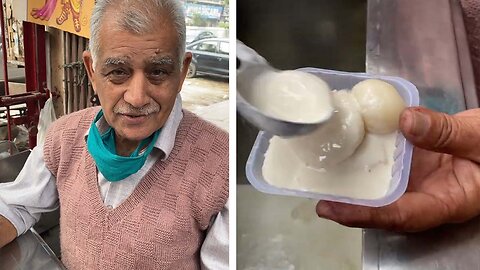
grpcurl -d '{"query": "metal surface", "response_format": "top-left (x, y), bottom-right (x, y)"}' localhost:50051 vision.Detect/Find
top-left (0, 141), bottom-right (18, 158)
top-left (0, 229), bottom-right (66, 270)
top-left (236, 41), bottom-right (332, 137)
top-left (0, 90), bottom-right (49, 149)
top-left (0, 92), bottom-right (49, 107)
top-left (237, 185), bottom-right (362, 269)
top-left (364, 0), bottom-right (480, 269)
top-left (366, 0), bottom-right (477, 114)
top-left (0, 150), bottom-right (30, 183)
top-left (0, 150), bottom-right (62, 265)
top-left (363, 217), bottom-right (480, 270)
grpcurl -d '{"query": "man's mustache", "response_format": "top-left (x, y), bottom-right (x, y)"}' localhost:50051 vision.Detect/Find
top-left (113, 102), bottom-right (160, 116)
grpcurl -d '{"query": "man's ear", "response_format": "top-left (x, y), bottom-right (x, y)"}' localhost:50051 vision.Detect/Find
top-left (83, 51), bottom-right (97, 92)
top-left (178, 52), bottom-right (193, 93)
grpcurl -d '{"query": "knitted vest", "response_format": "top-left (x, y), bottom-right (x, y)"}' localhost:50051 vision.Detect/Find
top-left (43, 107), bottom-right (229, 270)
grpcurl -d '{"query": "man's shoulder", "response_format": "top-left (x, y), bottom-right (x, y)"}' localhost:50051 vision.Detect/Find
top-left (43, 107), bottom-right (100, 174)
top-left (52, 107), bottom-right (100, 131)
top-left (53, 107), bottom-right (100, 127)
top-left (181, 110), bottom-right (228, 153)
top-left (46, 107), bottom-right (100, 143)
top-left (178, 110), bottom-right (229, 225)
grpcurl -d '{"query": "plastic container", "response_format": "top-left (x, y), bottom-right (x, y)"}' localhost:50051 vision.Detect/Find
top-left (246, 67), bottom-right (420, 207)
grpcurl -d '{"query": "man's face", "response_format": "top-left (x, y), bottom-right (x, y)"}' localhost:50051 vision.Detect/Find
top-left (83, 12), bottom-right (191, 146)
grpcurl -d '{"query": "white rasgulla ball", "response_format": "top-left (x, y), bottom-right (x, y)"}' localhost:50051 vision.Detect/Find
top-left (351, 79), bottom-right (406, 134)
top-left (286, 90), bottom-right (365, 169)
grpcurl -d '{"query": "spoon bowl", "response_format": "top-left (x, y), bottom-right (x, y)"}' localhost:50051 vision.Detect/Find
top-left (236, 41), bottom-right (333, 137)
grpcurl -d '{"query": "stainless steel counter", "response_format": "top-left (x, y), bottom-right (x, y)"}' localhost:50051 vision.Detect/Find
top-left (0, 151), bottom-right (64, 269)
top-left (363, 216), bottom-right (480, 270)
top-left (366, 0), bottom-right (478, 113)
top-left (0, 229), bottom-right (65, 269)
top-left (0, 149), bottom-right (30, 182)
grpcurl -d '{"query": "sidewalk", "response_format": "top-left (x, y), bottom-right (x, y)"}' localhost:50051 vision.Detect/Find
top-left (191, 100), bottom-right (229, 132)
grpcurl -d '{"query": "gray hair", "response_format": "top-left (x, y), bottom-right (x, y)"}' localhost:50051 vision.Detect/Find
top-left (89, 0), bottom-right (186, 68)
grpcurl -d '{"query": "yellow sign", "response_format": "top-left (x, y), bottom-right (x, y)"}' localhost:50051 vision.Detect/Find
top-left (27, 0), bottom-right (94, 38)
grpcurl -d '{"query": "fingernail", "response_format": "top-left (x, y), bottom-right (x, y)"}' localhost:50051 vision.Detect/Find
top-left (317, 202), bottom-right (333, 218)
top-left (403, 109), bottom-right (430, 138)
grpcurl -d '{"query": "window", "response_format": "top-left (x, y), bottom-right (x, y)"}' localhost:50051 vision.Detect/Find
top-left (196, 41), bottom-right (218, 53)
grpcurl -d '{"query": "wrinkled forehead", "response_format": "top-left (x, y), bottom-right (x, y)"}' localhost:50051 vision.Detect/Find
top-left (113, 7), bottom-right (166, 33)
top-left (96, 6), bottom-right (181, 61)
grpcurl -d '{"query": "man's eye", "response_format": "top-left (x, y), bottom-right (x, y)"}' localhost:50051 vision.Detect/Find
top-left (150, 69), bottom-right (167, 77)
top-left (110, 69), bottom-right (128, 76)
top-left (106, 69), bottom-right (130, 83)
top-left (147, 69), bottom-right (168, 83)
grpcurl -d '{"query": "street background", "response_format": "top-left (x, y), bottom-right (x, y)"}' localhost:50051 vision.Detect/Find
top-left (182, 75), bottom-right (229, 131)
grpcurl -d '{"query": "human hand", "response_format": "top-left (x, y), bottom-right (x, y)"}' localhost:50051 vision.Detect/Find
top-left (316, 106), bottom-right (480, 232)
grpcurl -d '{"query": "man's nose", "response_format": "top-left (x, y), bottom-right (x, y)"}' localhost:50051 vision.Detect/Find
top-left (124, 72), bottom-right (150, 108)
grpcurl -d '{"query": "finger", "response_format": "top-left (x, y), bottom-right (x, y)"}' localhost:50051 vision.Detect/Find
top-left (399, 107), bottom-right (480, 163)
top-left (316, 193), bottom-right (450, 232)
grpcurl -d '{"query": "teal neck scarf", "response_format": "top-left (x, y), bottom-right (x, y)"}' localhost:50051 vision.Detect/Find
top-left (86, 110), bottom-right (161, 182)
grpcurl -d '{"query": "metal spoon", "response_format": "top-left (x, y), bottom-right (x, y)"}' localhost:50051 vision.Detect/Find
top-left (236, 41), bottom-right (333, 137)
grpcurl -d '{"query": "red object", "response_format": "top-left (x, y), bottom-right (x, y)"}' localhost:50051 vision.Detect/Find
top-left (23, 22), bottom-right (48, 148)
top-left (0, 16), bottom-right (48, 149)
top-left (0, 1), bottom-right (12, 141)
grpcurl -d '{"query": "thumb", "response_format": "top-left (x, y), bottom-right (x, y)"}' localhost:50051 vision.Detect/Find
top-left (399, 106), bottom-right (480, 163)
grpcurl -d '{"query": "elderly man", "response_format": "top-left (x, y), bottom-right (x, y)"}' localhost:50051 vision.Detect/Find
top-left (0, 0), bottom-right (229, 269)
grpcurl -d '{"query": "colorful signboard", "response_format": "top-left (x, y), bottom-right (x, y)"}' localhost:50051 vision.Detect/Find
top-left (27, 0), bottom-right (94, 38)
top-left (185, 3), bottom-right (224, 20)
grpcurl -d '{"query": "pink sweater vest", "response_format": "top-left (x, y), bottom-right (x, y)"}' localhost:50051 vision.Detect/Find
top-left (43, 107), bottom-right (229, 269)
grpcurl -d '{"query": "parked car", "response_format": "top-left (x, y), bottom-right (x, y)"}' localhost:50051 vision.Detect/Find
top-left (186, 38), bottom-right (229, 78)
top-left (188, 31), bottom-right (217, 44)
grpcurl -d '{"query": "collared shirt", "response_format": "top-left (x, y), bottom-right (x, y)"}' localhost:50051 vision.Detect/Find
top-left (0, 96), bottom-right (229, 270)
